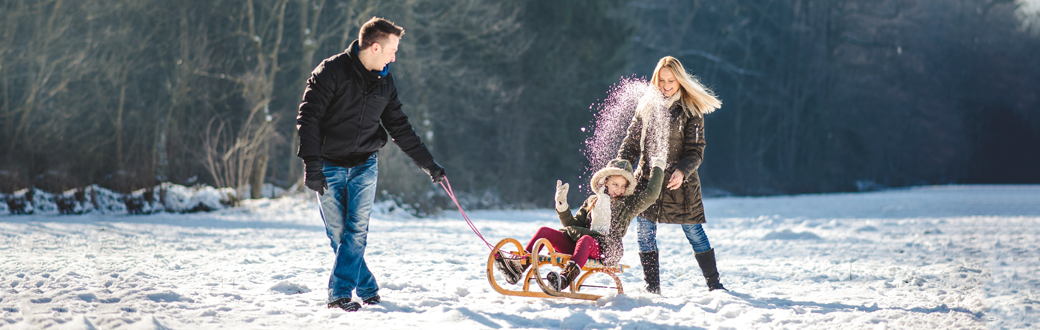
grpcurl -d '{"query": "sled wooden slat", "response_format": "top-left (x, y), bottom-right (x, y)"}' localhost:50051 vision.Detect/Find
top-left (486, 238), bottom-right (627, 301)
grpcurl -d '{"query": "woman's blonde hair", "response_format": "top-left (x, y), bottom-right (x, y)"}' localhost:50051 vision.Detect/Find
top-left (651, 56), bottom-right (721, 116)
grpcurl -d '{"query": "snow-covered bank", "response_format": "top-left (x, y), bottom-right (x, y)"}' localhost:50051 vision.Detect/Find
top-left (0, 185), bottom-right (1037, 329)
top-left (0, 183), bottom-right (290, 217)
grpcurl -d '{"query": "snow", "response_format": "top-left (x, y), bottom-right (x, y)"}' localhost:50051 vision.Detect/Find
top-left (1, 185), bottom-right (1037, 329)
top-left (0, 183), bottom-right (282, 217)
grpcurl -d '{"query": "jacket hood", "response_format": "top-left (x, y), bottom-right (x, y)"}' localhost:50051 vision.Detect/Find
top-left (591, 159), bottom-right (637, 196)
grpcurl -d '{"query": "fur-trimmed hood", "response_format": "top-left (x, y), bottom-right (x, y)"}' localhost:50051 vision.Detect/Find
top-left (590, 159), bottom-right (637, 197)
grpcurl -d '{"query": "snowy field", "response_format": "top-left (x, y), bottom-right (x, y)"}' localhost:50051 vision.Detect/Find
top-left (1, 185), bottom-right (1038, 329)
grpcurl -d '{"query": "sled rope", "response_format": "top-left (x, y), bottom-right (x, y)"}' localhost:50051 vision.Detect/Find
top-left (440, 177), bottom-right (495, 251)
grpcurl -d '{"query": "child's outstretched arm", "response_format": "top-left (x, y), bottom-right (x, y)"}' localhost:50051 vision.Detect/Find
top-left (631, 157), bottom-right (667, 214)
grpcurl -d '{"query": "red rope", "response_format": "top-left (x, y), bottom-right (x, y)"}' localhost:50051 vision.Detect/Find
top-left (440, 177), bottom-right (495, 251)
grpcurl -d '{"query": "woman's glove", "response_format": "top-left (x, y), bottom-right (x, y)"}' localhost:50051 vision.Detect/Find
top-left (651, 156), bottom-right (666, 170)
top-left (554, 180), bottom-right (569, 212)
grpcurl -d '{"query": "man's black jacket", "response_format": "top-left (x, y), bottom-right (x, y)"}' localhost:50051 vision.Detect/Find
top-left (297, 40), bottom-right (434, 169)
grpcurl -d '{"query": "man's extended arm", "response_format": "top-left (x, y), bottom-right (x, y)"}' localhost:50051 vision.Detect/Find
top-left (379, 77), bottom-right (445, 182)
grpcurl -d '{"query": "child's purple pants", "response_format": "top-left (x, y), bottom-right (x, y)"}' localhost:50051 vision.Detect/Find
top-left (525, 227), bottom-right (602, 268)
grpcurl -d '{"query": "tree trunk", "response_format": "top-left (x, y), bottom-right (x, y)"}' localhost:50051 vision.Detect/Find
top-left (251, 142), bottom-right (269, 199)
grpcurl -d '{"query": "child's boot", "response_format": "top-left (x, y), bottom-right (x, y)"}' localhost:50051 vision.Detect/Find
top-left (494, 253), bottom-right (528, 285)
top-left (546, 261), bottom-right (581, 291)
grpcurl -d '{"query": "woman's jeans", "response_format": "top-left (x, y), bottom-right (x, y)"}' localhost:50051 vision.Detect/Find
top-left (318, 153), bottom-right (379, 304)
top-left (636, 216), bottom-right (712, 253)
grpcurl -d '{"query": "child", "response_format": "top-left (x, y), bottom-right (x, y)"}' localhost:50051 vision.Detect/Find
top-left (495, 157), bottom-right (665, 291)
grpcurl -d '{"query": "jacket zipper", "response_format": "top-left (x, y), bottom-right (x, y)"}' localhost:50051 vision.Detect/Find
top-left (356, 94), bottom-right (367, 151)
top-left (355, 77), bottom-right (385, 151)
top-left (351, 64), bottom-right (373, 152)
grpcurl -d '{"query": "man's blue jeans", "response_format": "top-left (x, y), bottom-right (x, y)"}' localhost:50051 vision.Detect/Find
top-left (318, 153), bottom-right (379, 304)
top-left (636, 216), bottom-right (712, 254)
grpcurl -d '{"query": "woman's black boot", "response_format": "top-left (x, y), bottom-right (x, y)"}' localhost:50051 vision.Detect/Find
top-left (694, 248), bottom-right (727, 291)
top-left (639, 251), bottom-right (661, 294)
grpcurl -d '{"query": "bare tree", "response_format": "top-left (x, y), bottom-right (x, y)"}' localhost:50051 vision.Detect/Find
top-left (0, 2), bottom-right (21, 160)
top-left (202, 114), bottom-right (277, 200)
top-left (160, 3), bottom-right (210, 185)
top-left (196, 0), bottom-right (289, 199)
top-left (6, 0), bottom-right (93, 157)
top-left (87, 0), bottom-right (160, 181)
top-left (245, 0), bottom-right (288, 199)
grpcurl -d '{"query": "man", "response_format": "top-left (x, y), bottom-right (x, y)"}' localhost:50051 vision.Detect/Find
top-left (296, 17), bottom-right (445, 312)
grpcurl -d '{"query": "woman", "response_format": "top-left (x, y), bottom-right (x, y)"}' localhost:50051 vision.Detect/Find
top-left (495, 158), bottom-right (665, 292)
top-left (617, 56), bottom-right (726, 293)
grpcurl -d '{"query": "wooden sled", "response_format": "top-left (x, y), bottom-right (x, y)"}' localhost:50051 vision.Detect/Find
top-left (485, 237), bottom-right (630, 301)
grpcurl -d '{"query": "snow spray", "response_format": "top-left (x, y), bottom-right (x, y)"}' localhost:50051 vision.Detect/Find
top-left (583, 77), bottom-right (673, 193)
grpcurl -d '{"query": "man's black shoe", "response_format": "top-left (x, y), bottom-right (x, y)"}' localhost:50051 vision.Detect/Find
top-left (363, 295), bottom-right (380, 305)
top-left (327, 298), bottom-right (361, 312)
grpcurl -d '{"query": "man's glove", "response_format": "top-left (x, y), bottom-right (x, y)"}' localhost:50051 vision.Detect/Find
top-left (651, 156), bottom-right (666, 170)
top-left (303, 157), bottom-right (327, 195)
top-left (422, 161), bottom-right (446, 184)
top-left (554, 180), bottom-right (569, 212)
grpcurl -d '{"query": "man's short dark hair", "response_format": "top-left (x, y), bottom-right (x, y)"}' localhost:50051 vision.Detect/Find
top-left (359, 17), bottom-right (404, 50)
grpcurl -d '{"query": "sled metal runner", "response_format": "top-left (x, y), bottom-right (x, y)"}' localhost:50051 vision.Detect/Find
top-left (486, 238), bottom-right (629, 301)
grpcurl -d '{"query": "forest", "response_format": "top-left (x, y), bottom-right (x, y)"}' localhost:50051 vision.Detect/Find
top-left (2, 0), bottom-right (1038, 213)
